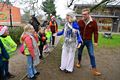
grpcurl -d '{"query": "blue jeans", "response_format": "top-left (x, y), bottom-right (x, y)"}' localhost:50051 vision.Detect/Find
top-left (27, 56), bottom-right (37, 78)
top-left (78, 40), bottom-right (96, 68)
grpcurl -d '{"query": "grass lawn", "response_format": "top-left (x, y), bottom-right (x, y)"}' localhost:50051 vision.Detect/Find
top-left (57, 25), bottom-right (120, 48)
top-left (59, 33), bottom-right (120, 48)
top-left (98, 33), bottom-right (120, 48)
top-left (58, 25), bottom-right (64, 30)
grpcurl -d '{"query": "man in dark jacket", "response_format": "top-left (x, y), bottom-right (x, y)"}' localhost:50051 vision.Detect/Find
top-left (29, 15), bottom-right (40, 32)
top-left (77, 8), bottom-right (101, 76)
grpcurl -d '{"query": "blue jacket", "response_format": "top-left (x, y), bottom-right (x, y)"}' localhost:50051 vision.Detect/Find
top-left (0, 39), bottom-right (9, 66)
top-left (57, 21), bottom-right (82, 44)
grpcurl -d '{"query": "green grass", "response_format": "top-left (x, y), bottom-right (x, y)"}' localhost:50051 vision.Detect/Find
top-left (59, 33), bottom-right (120, 48)
top-left (57, 25), bottom-right (120, 48)
top-left (58, 25), bottom-right (64, 30)
top-left (98, 33), bottom-right (120, 48)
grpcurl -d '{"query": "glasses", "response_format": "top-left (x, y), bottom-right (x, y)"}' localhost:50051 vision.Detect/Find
top-left (82, 13), bottom-right (88, 15)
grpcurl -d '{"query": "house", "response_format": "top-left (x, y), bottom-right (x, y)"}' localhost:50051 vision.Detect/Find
top-left (74, 4), bottom-right (120, 32)
top-left (0, 2), bottom-right (21, 26)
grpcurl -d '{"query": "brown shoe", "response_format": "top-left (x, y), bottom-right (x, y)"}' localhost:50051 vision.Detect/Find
top-left (76, 63), bottom-right (81, 68)
top-left (91, 68), bottom-right (101, 76)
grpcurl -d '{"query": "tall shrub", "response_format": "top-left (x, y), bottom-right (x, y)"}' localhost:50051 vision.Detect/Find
top-left (9, 27), bottom-right (24, 45)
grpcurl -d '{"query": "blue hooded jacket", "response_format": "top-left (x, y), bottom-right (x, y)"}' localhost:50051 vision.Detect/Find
top-left (0, 39), bottom-right (9, 66)
top-left (57, 21), bottom-right (82, 44)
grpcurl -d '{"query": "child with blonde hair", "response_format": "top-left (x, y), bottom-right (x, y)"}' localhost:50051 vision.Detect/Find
top-left (20, 24), bottom-right (40, 79)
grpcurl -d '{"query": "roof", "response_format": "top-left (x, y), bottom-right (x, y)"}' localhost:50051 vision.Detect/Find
top-left (74, 4), bottom-right (120, 9)
top-left (75, 14), bottom-right (119, 18)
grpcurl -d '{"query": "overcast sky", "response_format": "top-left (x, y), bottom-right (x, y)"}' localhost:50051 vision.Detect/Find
top-left (10, 0), bottom-right (102, 18)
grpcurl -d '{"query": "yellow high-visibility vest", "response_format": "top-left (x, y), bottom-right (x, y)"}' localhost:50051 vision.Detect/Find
top-left (0, 36), bottom-right (17, 57)
top-left (24, 43), bottom-right (30, 55)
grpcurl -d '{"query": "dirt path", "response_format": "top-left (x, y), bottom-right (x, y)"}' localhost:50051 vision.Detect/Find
top-left (9, 49), bottom-right (27, 80)
top-left (9, 36), bottom-right (61, 80)
top-left (24, 43), bottom-right (120, 80)
top-left (9, 37), bottom-right (120, 80)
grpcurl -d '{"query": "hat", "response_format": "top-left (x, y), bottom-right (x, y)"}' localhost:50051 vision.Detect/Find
top-left (0, 25), bottom-right (8, 35)
top-left (50, 16), bottom-right (55, 20)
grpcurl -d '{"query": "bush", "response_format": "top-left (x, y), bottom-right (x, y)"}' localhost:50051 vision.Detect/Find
top-left (9, 27), bottom-right (24, 45)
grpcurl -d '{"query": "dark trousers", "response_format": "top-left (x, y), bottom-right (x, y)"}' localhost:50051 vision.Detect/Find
top-left (0, 64), bottom-right (4, 80)
top-left (3, 61), bottom-right (9, 78)
top-left (39, 45), bottom-right (44, 59)
top-left (52, 36), bottom-right (55, 45)
top-left (0, 61), bottom-right (8, 80)
top-left (78, 40), bottom-right (96, 68)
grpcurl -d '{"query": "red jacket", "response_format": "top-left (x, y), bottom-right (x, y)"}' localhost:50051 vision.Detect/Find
top-left (21, 33), bottom-right (39, 58)
top-left (78, 18), bottom-right (98, 43)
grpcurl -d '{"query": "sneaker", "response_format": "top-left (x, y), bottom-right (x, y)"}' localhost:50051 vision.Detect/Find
top-left (91, 68), bottom-right (101, 76)
top-left (76, 63), bottom-right (81, 68)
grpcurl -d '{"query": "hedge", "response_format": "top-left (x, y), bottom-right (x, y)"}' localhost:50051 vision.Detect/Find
top-left (9, 27), bottom-right (24, 45)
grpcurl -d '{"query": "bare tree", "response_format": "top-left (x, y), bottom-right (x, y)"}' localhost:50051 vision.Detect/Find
top-left (91, 0), bottom-right (120, 11)
top-left (19, 0), bottom-right (39, 15)
top-left (67, 0), bottom-right (75, 7)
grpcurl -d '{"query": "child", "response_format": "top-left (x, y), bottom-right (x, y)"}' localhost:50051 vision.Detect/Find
top-left (0, 25), bottom-right (17, 79)
top-left (44, 27), bottom-right (52, 52)
top-left (0, 32), bottom-right (9, 80)
top-left (38, 28), bottom-right (47, 59)
top-left (20, 24), bottom-right (40, 79)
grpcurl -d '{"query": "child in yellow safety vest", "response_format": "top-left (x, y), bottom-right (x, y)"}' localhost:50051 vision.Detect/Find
top-left (20, 24), bottom-right (40, 79)
top-left (44, 27), bottom-right (52, 53)
top-left (0, 37), bottom-right (9, 80)
top-left (0, 25), bottom-right (17, 79)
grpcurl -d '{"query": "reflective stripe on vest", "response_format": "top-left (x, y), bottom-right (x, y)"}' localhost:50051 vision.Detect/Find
top-left (0, 48), bottom-right (1, 54)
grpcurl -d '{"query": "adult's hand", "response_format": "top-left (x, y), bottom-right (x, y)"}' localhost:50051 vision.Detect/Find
top-left (77, 43), bottom-right (81, 48)
top-left (94, 43), bottom-right (98, 47)
top-left (53, 33), bottom-right (57, 36)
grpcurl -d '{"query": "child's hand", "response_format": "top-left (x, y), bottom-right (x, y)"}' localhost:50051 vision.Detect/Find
top-left (77, 43), bottom-right (81, 48)
top-left (42, 37), bottom-right (46, 41)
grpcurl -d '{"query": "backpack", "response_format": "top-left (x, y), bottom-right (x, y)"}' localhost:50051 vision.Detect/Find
top-left (19, 44), bottom-right (25, 55)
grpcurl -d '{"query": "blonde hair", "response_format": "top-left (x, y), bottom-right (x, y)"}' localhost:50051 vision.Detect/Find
top-left (82, 8), bottom-right (90, 14)
top-left (24, 24), bottom-right (34, 32)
